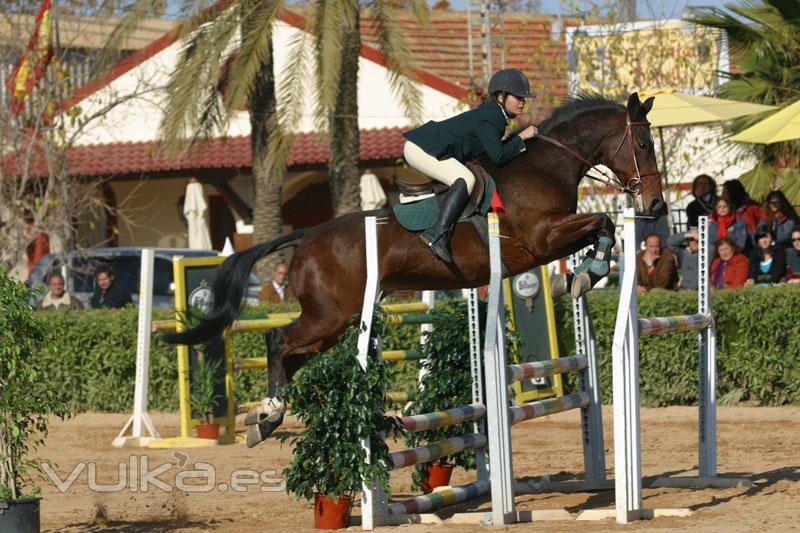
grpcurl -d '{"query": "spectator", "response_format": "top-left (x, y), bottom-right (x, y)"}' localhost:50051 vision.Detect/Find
top-left (635, 234), bottom-right (678, 293)
top-left (666, 229), bottom-right (701, 290)
top-left (91, 265), bottom-right (133, 309)
top-left (746, 227), bottom-right (786, 286)
top-left (709, 197), bottom-right (748, 253)
top-left (259, 261), bottom-right (294, 304)
top-left (722, 179), bottom-right (767, 236)
top-left (37, 272), bottom-right (84, 311)
top-left (710, 237), bottom-right (749, 289)
top-left (686, 174), bottom-right (717, 229)
top-left (764, 190), bottom-right (797, 249)
top-left (634, 213), bottom-right (669, 250)
top-left (785, 229), bottom-right (800, 283)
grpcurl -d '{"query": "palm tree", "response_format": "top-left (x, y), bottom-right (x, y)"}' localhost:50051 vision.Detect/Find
top-left (295, 0), bottom-right (429, 216)
top-left (686, 0), bottom-right (800, 201)
top-left (100, 0), bottom-right (428, 275)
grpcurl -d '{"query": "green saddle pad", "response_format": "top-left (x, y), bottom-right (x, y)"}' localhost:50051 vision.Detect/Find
top-left (393, 175), bottom-right (496, 231)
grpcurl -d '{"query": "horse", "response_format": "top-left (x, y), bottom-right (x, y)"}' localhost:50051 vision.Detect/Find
top-left (165, 92), bottom-right (664, 445)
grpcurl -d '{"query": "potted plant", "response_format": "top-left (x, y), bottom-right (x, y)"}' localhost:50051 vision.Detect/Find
top-left (403, 301), bottom-right (485, 493)
top-left (1, 270), bottom-right (69, 533)
top-left (281, 323), bottom-right (391, 529)
top-left (190, 353), bottom-right (223, 440)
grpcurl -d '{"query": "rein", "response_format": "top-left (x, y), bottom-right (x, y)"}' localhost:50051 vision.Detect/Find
top-left (536, 113), bottom-right (661, 196)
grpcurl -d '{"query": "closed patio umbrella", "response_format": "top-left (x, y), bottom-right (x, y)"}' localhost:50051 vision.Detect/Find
top-left (183, 179), bottom-right (212, 250)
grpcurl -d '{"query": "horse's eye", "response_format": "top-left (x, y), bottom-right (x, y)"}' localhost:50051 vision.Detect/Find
top-left (638, 141), bottom-right (648, 150)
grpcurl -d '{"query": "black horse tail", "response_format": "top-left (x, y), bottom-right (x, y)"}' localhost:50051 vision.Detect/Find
top-left (164, 229), bottom-right (305, 346)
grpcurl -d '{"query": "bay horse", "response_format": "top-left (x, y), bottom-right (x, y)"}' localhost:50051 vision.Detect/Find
top-left (166, 93), bottom-right (664, 445)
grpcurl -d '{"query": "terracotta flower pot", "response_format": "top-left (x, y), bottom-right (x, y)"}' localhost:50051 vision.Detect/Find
top-left (421, 463), bottom-right (454, 493)
top-left (314, 493), bottom-right (352, 530)
top-left (195, 422), bottom-right (219, 440)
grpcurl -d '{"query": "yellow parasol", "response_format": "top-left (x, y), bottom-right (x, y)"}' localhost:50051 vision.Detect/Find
top-left (729, 98), bottom-right (800, 144)
top-left (638, 88), bottom-right (776, 127)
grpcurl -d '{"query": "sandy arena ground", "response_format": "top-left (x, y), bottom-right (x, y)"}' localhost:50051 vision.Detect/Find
top-left (37, 406), bottom-right (800, 532)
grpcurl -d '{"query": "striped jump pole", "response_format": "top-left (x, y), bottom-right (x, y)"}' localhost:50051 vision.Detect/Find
top-left (390, 434), bottom-right (488, 469)
top-left (509, 392), bottom-right (590, 426)
top-left (397, 404), bottom-right (486, 433)
top-left (387, 480), bottom-right (491, 515)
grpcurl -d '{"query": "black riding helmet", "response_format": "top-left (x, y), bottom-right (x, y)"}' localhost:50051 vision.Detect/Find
top-left (488, 68), bottom-right (533, 98)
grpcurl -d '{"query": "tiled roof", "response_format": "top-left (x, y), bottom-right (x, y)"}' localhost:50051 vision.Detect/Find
top-left (13, 127), bottom-right (406, 178)
top-left (360, 9), bottom-right (570, 117)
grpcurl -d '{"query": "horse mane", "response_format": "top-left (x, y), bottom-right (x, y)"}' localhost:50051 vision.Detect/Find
top-left (538, 92), bottom-right (625, 135)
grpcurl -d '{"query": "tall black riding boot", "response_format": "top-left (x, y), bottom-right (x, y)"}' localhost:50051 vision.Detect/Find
top-left (420, 178), bottom-right (469, 264)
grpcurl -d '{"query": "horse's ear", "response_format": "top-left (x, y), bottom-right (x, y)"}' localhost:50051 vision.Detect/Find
top-left (641, 96), bottom-right (655, 117)
top-left (627, 92), bottom-right (641, 116)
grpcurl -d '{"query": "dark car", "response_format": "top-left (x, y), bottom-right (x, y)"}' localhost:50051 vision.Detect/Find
top-left (27, 247), bottom-right (262, 309)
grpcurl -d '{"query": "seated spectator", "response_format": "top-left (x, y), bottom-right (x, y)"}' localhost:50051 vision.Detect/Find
top-left (746, 228), bottom-right (786, 286)
top-left (37, 272), bottom-right (84, 311)
top-left (786, 229), bottom-right (800, 283)
top-left (722, 179), bottom-right (767, 242)
top-left (259, 261), bottom-right (294, 303)
top-left (709, 197), bottom-right (748, 252)
top-left (636, 234), bottom-right (678, 293)
top-left (686, 174), bottom-right (717, 229)
top-left (710, 238), bottom-right (749, 289)
top-left (764, 190), bottom-right (797, 249)
top-left (666, 229), bottom-right (701, 291)
top-left (91, 265), bottom-right (133, 309)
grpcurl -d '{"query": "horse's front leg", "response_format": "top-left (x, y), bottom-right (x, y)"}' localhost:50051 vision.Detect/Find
top-left (522, 212), bottom-right (616, 298)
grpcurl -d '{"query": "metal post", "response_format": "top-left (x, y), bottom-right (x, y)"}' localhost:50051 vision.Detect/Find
top-left (357, 216), bottom-right (386, 529)
top-left (483, 212), bottom-right (515, 525)
top-left (569, 255), bottom-right (606, 482)
top-left (697, 216), bottom-right (716, 478)
top-left (467, 288), bottom-right (488, 481)
top-left (612, 208), bottom-right (643, 524)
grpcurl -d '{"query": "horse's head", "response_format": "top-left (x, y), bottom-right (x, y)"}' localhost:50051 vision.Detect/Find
top-left (602, 92), bottom-right (665, 217)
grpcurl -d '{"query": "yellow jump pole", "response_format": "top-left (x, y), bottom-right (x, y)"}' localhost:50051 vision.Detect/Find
top-left (172, 258), bottom-right (192, 440)
top-left (223, 328), bottom-right (236, 444)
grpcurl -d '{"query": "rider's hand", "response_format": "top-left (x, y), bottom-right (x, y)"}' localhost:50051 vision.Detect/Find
top-left (519, 125), bottom-right (538, 140)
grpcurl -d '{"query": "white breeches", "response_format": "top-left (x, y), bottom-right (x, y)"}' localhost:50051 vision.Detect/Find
top-left (403, 141), bottom-right (476, 194)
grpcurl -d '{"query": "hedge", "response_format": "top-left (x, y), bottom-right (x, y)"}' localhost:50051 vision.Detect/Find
top-left (553, 284), bottom-right (800, 406)
top-left (31, 285), bottom-right (800, 412)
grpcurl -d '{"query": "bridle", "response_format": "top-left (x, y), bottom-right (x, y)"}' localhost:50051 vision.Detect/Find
top-left (536, 113), bottom-right (662, 197)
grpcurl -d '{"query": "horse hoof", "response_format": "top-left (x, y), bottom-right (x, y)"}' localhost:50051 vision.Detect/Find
top-left (244, 397), bottom-right (285, 426)
top-left (570, 272), bottom-right (592, 299)
top-left (246, 413), bottom-right (285, 448)
top-left (551, 273), bottom-right (569, 298)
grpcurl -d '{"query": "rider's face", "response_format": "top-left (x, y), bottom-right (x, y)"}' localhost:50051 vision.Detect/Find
top-left (501, 94), bottom-right (526, 117)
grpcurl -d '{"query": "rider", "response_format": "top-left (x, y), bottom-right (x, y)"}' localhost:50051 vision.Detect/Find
top-left (403, 68), bottom-right (538, 263)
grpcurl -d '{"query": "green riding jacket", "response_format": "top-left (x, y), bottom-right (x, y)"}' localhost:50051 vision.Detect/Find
top-left (403, 101), bottom-right (526, 166)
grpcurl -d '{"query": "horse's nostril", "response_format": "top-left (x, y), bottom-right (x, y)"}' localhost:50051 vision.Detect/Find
top-left (650, 199), bottom-right (666, 215)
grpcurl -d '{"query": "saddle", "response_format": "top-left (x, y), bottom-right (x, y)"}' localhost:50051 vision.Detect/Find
top-left (393, 162), bottom-right (495, 232)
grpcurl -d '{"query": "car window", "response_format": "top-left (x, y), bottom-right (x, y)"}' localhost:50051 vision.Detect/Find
top-left (69, 258), bottom-right (99, 293)
top-left (111, 257), bottom-right (141, 295)
top-left (248, 273), bottom-right (261, 286)
top-left (154, 258), bottom-right (173, 296)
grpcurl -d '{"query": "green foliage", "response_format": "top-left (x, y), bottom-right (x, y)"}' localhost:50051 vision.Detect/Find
top-left (554, 286), bottom-right (800, 406)
top-left (402, 301), bottom-right (484, 489)
top-left (686, 0), bottom-right (800, 201)
top-left (0, 269), bottom-right (69, 501)
top-left (189, 356), bottom-right (224, 423)
top-left (280, 320), bottom-right (391, 501)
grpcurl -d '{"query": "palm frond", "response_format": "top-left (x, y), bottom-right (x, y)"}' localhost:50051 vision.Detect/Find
top-left (313, 0), bottom-right (347, 132)
top-left (367, 0), bottom-right (428, 124)
top-left (94, 0), bottom-right (169, 77)
top-left (269, 27), bottom-right (314, 178)
top-left (158, 7), bottom-right (242, 152)
top-left (223, 0), bottom-right (285, 114)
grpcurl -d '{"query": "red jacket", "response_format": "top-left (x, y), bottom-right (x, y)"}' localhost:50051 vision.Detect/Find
top-left (710, 254), bottom-right (749, 288)
top-left (736, 201), bottom-right (766, 233)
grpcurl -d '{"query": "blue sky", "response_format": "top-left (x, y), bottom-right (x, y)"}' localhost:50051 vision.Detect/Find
top-left (444, 0), bottom-right (730, 18)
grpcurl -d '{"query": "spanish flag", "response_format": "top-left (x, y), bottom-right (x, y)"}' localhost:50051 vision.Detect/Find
top-left (6, 0), bottom-right (54, 114)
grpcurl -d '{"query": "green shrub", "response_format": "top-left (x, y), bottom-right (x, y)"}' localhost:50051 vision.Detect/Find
top-left (280, 321), bottom-right (391, 500)
top-left (0, 270), bottom-right (69, 501)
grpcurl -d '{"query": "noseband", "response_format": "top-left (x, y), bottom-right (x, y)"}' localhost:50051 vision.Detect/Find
top-left (536, 113), bottom-right (662, 197)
